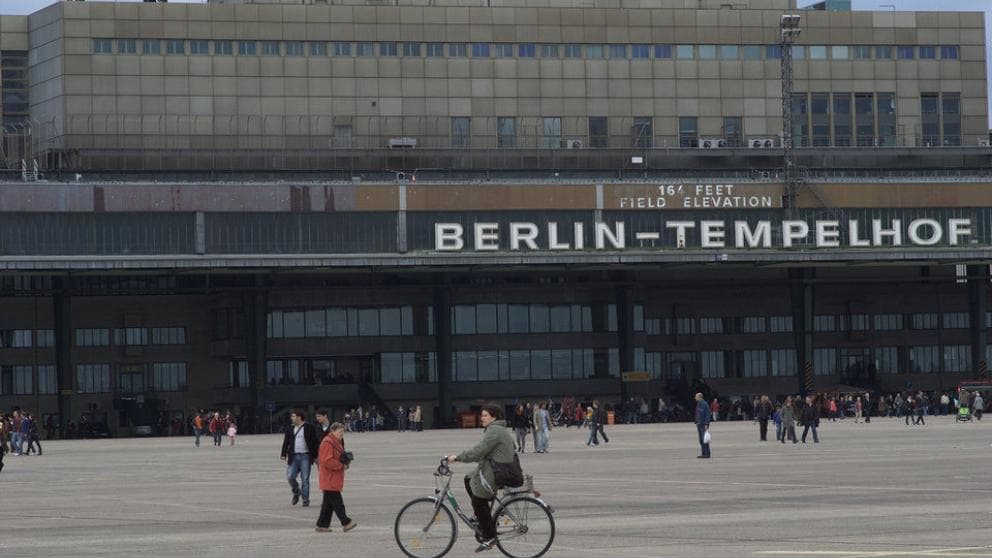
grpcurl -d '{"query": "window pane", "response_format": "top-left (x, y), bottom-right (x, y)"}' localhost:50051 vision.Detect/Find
top-left (655, 44), bottom-right (673, 59)
top-left (809, 45), bottom-right (827, 59)
top-left (742, 45), bottom-right (761, 60)
top-left (697, 45), bottom-right (716, 59)
top-left (380, 307), bottom-right (402, 336)
top-left (586, 45), bottom-right (604, 59)
top-left (358, 308), bottom-right (379, 336)
top-left (478, 351), bottom-right (498, 381)
top-left (453, 305), bottom-right (477, 335)
top-left (676, 45), bottom-right (694, 59)
top-left (507, 305), bottom-right (529, 333)
top-left (719, 45), bottom-right (738, 59)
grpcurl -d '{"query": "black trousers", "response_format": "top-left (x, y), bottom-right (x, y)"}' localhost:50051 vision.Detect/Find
top-left (596, 423), bottom-right (609, 443)
top-left (316, 490), bottom-right (351, 528)
top-left (758, 419), bottom-right (768, 441)
top-left (465, 476), bottom-right (496, 540)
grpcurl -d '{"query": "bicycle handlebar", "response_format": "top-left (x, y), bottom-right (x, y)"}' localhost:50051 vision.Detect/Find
top-left (436, 457), bottom-right (451, 477)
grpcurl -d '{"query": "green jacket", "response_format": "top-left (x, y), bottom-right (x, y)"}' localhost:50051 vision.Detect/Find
top-left (456, 419), bottom-right (516, 499)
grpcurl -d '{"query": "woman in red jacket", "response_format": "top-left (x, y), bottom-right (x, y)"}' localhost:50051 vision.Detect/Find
top-left (315, 422), bottom-right (357, 533)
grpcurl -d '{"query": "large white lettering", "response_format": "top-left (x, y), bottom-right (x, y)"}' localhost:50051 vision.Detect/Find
top-left (509, 222), bottom-right (539, 250)
top-left (782, 220), bottom-right (810, 248)
top-left (907, 218), bottom-right (942, 246)
top-left (815, 220), bottom-right (840, 248)
top-left (474, 222), bottom-right (499, 251)
top-left (848, 220), bottom-right (870, 247)
top-left (872, 219), bottom-right (902, 246)
top-left (734, 221), bottom-right (772, 248)
top-left (435, 223), bottom-right (464, 251)
top-left (595, 222), bottom-right (625, 249)
top-left (700, 221), bottom-right (725, 248)
top-left (547, 222), bottom-right (570, 250)
top-left (949, 218), bottom-right (971, 245)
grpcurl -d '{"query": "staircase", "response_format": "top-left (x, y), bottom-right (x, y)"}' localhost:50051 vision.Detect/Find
top-left (357, 382), bottom-right (397, 429)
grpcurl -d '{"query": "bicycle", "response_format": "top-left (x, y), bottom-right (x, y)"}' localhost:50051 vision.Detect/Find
top-left (394, 458), bottom-right (556, 558)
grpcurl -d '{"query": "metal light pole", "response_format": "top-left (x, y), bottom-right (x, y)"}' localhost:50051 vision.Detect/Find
top-left (780, 14), bottom-right (801, 218)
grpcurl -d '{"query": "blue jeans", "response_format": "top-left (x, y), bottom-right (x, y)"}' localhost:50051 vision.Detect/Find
top-left (536, 428), bottom-right (550, 452)
top-left (287, 453), bottom-right (312, 503)
top-left (696, 424), bottom-right (710, 457)
top-left (11, 432), bottom-right (22, 455)
top-left (193, 428), bottom-right (202, 447)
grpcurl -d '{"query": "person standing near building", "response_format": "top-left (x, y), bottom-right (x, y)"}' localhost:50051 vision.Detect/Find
top-left (397, 406), bottom-right (406, 432)
top-left (800, 396), bottom-right (820, 444)
top-left (940, 393), bottom-right (950, 415)
top-left (413, 405), bottom-right (423, 431)
top-left (10, 410), bottom-right (23, 455)
top-left (854, 397), bottom-right (863, 423)
top-left (314, 422), bottom-right (357, 533)
top-left (227, 419), bottom-right (237, 446)
top-left (755, 395), bottom-right (772, 441)
top-left (694, 393), bottom-right (711, 458)
top-left (25, 413), bottom-right (42, 456)
top-left (280, 409), bottom-right (319, 507)
top-left (192, 411), bottom-right (204, 447)
top-left (533, 401), bottom-right (552, 453)
top-left (863, 392), bottom-right (871, 424)
top-left (709, 398), bottom-right (720, 422)
top-left (208, 412), bottom-right (224, 446)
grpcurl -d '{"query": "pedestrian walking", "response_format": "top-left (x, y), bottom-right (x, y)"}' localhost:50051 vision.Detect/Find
top-left (0, 411), bottom-right (8, 473)
top-left (593, 400), bottom-right (609, 444)
top-left (413, 405), bottom-right (423, 431)
top-left (800, 396), bottom-right (820, 444)
top-left (854, 397), bottom-right (863, 423)
top-left (709, 398), bottom-right (720, 422)
top-left (694, 393), bottom-right (711, 458)
top-left (193, 411), bottom-right (204, 447)
top-left (209, 412), bottom-right (224, 446)
top-left (533, 401), bottom-right (552, 453)
top-left (772, 405), bottom-right (782, 441)
top-left (510, 404), bottom-right (529, 453)
top-left (584, 407), bottom-right (598, 446)
top-left (780, 397), bottom-right (797, 444)
top-left (25, 413), bottom-right (42, 455)
top-left (863, 392), bottom-right (872, 424)
top-left (314, 422), bottom-right (357, 533)
top-left (397, 406), bottom-right (406, 432)
top-left (227, 420), bottom-right (237, 446)
top-left (973, 392), bottom-right (984, 420)
top-left (315, 409), bottom-right (331, 440)
top-left (280, 409), bottom-right (319, 507)
top-left (914, 395), bottom-right (926, 425)
top-left (755, 395), bottom-right (773, 441)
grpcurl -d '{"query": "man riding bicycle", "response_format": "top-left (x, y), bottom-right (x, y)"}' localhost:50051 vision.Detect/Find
top-left (446, 403), bottom-right (516, 553)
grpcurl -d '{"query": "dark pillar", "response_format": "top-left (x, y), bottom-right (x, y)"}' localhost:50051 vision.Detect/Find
top-left (790, 268), bottom-right (814, 395)
top-left (968, 265), bottom-right (988, 379)
top-left (616, 282), bottom-right (634, 401)
top-left (52, 277), bottom-right (72, 438)
top-left (433, 281), bottom-right (453, 428)
top-left (246, 274), bottom-right (268, 433)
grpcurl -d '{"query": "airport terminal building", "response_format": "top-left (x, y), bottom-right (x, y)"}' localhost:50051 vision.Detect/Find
top-left (0, 0), bottom-right (990, 434)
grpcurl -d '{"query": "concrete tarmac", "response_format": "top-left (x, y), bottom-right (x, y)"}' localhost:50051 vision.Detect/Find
top-left (1, 417), bottom-right (991, 558)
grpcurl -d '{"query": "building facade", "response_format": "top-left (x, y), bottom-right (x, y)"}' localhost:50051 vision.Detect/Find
top-left (0, 0), bottom-right (989, 436)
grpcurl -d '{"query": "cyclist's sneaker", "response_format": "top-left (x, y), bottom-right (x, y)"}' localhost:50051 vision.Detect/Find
top-left (475, 538), bottom-right (497, 553)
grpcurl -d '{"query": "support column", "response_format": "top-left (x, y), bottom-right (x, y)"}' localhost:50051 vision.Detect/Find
top-left (968, 265), bottom-right (988, 379)
top-left (616, 282), bottom-right (634, 401)
top-left (246, 274), bottom-right (268, 433)
top-left (433, 280), bottom-right (452, 428)
top-left (52, 277), bottom-right (72, 438)
top-left (790, 268), bottom-right (814, 395)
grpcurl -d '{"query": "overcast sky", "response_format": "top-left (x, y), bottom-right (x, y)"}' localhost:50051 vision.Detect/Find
top-left (2, 0), bottom-right (989, 125)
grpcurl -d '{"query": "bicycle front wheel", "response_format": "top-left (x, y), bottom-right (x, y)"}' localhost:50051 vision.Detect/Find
top-left (493, 496), bottom-right (556, 558)
top-left (394, 497), bottom-right (458, 558)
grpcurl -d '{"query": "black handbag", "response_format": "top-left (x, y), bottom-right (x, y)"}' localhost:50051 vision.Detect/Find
top-left (489, 454), bottom-right (524, 489)
top-left (340, 450), bottom-right (354, 466)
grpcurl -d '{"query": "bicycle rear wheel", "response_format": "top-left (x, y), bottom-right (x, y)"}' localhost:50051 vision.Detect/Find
top-left (394, 497), bottom-right (458, 558)
top-left (493, 496), bottom-right (555, 558)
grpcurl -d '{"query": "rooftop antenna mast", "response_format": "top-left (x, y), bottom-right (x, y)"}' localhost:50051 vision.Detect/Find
top-left (779, 14), bottom-right (802, 218)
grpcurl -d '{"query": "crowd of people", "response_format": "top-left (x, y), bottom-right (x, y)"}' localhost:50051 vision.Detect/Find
top-left (0, 409), bottom-right (44, 472)
top-left (190, 409), bottom-right (239, 447)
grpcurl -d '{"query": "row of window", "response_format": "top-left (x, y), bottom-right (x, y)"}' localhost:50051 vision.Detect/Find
top-left (77, 362), bottom-right (188, 393)
top-left (0, 362), bottom-right (187, 395)
top-left (74, 327), bottom-right (187, 347)
top-left (792, 91), bottom-right (962, 148)
top-left (267, 306), bottom-right (416, 338)
top-left (634, 344), bottom-right (988, 380)
top-left (629, 310), bottom-right (977, 335)
top-left (452, 304), bottom-right (594, 335)
top-left (91, 39), bottom-right (960, 62)
top-left (0, 329), bottom-right (54, 349)
top-left (451, 348), bottom-right (596, 382)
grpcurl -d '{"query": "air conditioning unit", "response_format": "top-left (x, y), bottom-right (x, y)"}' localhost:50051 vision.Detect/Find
top-left (562, 139), bottom-right (583, 149)
top-left (764, 139), bottom-right (775, 148)
top-left (387, 137), bottom-right (417, 149)
top-left (700, 138), bottom-right (726, 149)
top-left (978, 139), bottom-right (990, 147)
top-left (749, 138), bottom-right (776, 148)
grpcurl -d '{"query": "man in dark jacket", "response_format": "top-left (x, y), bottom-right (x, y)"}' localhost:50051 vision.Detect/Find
top-left (694, 393), bottom-right (711, 458)
top-left (593, 400), bottom-right (609, 444)
top-left (800, 396), bottom-right (820, 443)
top-left (756, 395), bottom-right (773, 441)
top-left (281, 409), bottom-right (320, 507)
